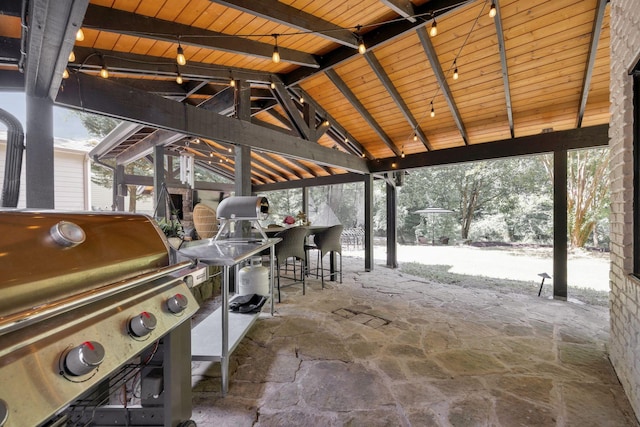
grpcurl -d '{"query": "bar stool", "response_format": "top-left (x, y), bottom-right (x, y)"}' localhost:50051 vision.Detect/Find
top-left (306, 224), bottom-right (343, 288)
top-left (274, 226), bottom-right (308, 302)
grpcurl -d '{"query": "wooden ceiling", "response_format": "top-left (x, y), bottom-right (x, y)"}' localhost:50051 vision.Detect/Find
top-left (0, 0), bottom-right (610, 189)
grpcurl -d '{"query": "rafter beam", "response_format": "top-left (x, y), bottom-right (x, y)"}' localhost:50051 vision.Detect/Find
top-left (492, 0), bottom-right (514, 138)
top-left (364, 51), bottom-right (431, 150)
top-left (82, 5), bottom-right (319, 69)
top-left (577, 0), bottom-right (608, 128)
top-left (116, 130), bottom-right (186, 165)
top-left (369, 125), bottom-right (609, 173)
top-left (271, 81), bottom-right (311, 139)
top-left (208, 0), bottom-right (357, 49)
top-left (24, 0), bottom-right (88, 99)
top-left (379, 0), bottom-right (417, 22)
top-left (68, 47), bottom-right (271, 84)
top-left (56, 72), bottom-right (369, 174)
top-left (253, 151), bottom-right (304, 180)
top-left (325, 69), bottom-right (401, 157)
top-left (254, 172), bottom-right (365, 192)
top-left (417, 26), bottom-right (468, 145)
top-left (284, 0), bottom-right (471, 86)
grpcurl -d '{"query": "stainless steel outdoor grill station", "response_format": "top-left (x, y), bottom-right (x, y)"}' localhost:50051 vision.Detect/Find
top-left (178, 196), bottom-right (280, 395)
top-left (0, 211), bottom-right (202, 427)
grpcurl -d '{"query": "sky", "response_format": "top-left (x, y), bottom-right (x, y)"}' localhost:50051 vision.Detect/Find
top-left (0, 91), bottom-right (91, 140)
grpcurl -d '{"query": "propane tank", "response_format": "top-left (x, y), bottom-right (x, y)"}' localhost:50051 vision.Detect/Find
top-left (238, 256), bottom-right (269, 296)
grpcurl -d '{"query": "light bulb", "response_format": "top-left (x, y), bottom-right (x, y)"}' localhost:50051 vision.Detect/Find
top-left (68, 51), bottom-right (75, 62)
top-left (401, 151), bottom-right (405, 158)
top-left (489, 2), bottom-right (497, 18)
top-left (430, 19), bottom-right (437, 37)
top-left (76, 28), bottom-right (84, 41)
top-left (413, 133), bottom-right (418, 142)
top-left (176, 44), bottom-right (186, 66)
top-left (176, 72), bottom-right (183, 84)
top-left (62, 68), bottom-right (69, 79)
top-left (430, 103), bottom-right (435, 117)
top-left (323, 118), bottom-right (330, 126)
top-left (100, 65), bottom-right (109, 79)
top-left (299, 96), bottom-right (304, 104)
top-left (453, 67), bottom-right (459, 80)
top-left (272, 35), bottom-right (280, 63)
top-left (358, 39), bottom-right (366, 54)
top-left (230, 78), bottom-right (235, 87)
top-left (270, 81), bottom-right (276, 89)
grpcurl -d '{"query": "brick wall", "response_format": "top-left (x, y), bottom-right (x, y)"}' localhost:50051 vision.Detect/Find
top-left (609, 0), bottom-right (640, 418)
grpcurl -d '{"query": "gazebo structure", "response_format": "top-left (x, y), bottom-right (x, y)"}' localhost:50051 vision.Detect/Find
top-left (1, 0), bottom-right (639, 419)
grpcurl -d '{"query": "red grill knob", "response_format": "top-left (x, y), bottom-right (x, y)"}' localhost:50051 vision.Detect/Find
top-left (129, 311), bottom-right (157, 337)
top-left (167, 293), bottom-right (188, 314)
top-left (64, 341), bottom-right (105, 376)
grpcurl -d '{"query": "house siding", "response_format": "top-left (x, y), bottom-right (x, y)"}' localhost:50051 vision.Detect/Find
top-left (609, 0), bottom-right (640, 418)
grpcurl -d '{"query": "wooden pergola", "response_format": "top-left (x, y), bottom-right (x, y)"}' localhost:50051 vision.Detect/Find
top-left (0, 0), bottom-right (610, 299)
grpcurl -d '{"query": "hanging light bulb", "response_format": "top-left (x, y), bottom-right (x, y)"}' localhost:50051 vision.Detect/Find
top-left (176, 71), bottom-right (183, 85)
top-left (453, 61), bottom-right (459, 80)
top-left (270, 81), bottom-right (276, 89)
top-left (358, 37), bottom-right (366, 54)
top-left (430, 19), bottom-right (438, 37)
top-left (489, 2), bottom-right (497, 18)
top-left (68, 51), bottom-right (75, 62)
top-left (430, 101), bottom-right (435, 117)
top-left (228, 147), bottom-right (233, 153)
top-left (299, 96), bottom-right (304, 104)
top-left (323, 118), bottom-right (330, 127)
top-left (413, 133), bottom-right (418, 142)
top-left (401, 150), bottom-right (405, 158)
top-left (230, 78), bottom-right (236, 87)
top-left (100, 64), bottom-right (109, 79)
top-left (272, 34), bottom-right (280, 63)
top-left (176, 42), bottom-right (186, 66)
top-left (62, 68), bottom-right (69, 79)
top-left (76, 28), bottom-right (85, 41)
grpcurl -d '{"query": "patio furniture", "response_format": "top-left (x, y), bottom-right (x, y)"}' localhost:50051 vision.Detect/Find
top-left (193, 203), bottom-right (218, 239)
top-left (274, 226), bottom-right (308, 302)
top-left (306, 224), bottom-right (343, 288)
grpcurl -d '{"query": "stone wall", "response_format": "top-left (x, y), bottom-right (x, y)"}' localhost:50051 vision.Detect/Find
top-left (609, 0), bottom-right (640, 419)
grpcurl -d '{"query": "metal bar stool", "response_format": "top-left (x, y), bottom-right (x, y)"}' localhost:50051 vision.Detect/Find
top-left (305, 224), bottom-right (343, 288)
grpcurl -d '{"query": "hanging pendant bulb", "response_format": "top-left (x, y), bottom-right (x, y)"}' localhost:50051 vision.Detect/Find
top-left (176, 42), bottom-right (186, 66)
top-left (62, 68), bottom-right (69, 79)
top-left (299, 96), bottom-right (304, 104)
top-left (453, 63), bottom-right (459, 80)
top-left (430, 101), bottom-right (435, 117)
top-left (100, 64), bottom-right (109, 79)
top-left (76, 28), bottom-right (85, 41)
top-left (272, 35), bottom-right (280, 63)
top-left (489, 2), bottom-right (497, 18)
top-left (68, 51), bottom-right (75, 62)
top-left (430, 19), bottom-right (438, 37)
top-left (401, 150), bottom-right (405, 158)
top-left (413, 133), bottom-right (418, 142)
top-left (176, 71), bottom-right (183, 85)
top-left (358, 37), bottom-right (366, 54)
top-left (230, 78), bottom-right (236, 87)
top-left (270, 81), bottom-right (276, 89)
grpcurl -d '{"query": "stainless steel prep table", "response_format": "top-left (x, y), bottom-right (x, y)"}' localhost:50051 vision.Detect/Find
top-left (178, 238), bottom-right (280, 395)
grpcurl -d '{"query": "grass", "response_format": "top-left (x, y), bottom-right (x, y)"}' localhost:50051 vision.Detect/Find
top-left (399, 262), bottom-right (610, 307)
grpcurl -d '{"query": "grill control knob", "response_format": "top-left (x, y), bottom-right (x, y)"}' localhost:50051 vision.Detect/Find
top-left (129, 311), bottom-right (157, 337)
top-left (64, 341), bottom-right (105, 376)
top-left (167, 293), bottom-right (188, 314)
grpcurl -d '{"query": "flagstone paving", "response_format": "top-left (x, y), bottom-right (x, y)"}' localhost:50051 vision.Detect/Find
top-left (190, 256), bottom-right (638, 426)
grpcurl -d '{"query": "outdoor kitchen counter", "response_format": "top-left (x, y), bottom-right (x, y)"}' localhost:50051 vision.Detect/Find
top-left (178, 237), bottom-right (280, 395)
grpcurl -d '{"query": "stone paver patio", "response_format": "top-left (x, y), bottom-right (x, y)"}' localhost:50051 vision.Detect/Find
top-left (190, 256), bottom-right (638, 426)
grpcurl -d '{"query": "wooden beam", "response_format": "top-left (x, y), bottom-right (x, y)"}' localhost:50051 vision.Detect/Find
top-left (379, 0), bottom-right (416, 22)
top-left (492, 0), bottom-right (514, 138)
top-left (116, 130), bottom-right (186, 164)
top-left (271, 81), bottom-right (311, 139)
top-left (284, 0), bottom-right (471, 86)
top-left (417, 26), bottom-right (468, 145)
top-left (364, 52), bottom-right (431, 150)
top-left (325, 69), bottom-right (402, 157)
top-left (577, 0), bottom-right (608, 128)
top-left (82, 5), bottom-right (319, 69)
top-left (24, 0), bottom-right (88, 99)
top-left (208, 0), bottom-right (357, 49)
top-left (56, 72), bottom-right (369, 173)
top-left (253, 172), bottom-right (365, 192)
top-left (369, 125), bottom-right (609, 173)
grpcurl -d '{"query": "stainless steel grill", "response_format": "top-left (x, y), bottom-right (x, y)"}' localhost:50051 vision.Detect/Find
top-left (214, 196), bottom-right (270, 241)
top-left (0, 211), bottom-right (200, 427)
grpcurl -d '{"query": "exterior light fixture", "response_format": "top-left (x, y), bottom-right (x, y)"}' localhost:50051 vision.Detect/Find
top-left (176, 42), bottom-right (186, 66)
top-left (272, 34), bottom-right (280, 63)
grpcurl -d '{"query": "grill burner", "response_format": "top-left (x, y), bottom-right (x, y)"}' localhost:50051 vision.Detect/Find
top-left (0, 211), bottom-right (199, 427)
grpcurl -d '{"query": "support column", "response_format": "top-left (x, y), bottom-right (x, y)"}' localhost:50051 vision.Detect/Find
top-left (115, 164), bottom-right (126, 211)
top-left (302, 186), bottom-right (309, 214)
top-left (386, 175), bottom-right (398, 268)
top-left (553, 150), bottom-right (568, 300)
top-left (235, 79), bottom-right (252, 197)
top-left (154, 145), bottom-right (166, 218)
top-left (25, 95), bottom-right (54, 208)
top-left (364, 174), bottom-right (374, 271)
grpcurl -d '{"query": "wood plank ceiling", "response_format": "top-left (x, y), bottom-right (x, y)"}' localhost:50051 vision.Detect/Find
top-left (0, 0), bottom-right (610, 188)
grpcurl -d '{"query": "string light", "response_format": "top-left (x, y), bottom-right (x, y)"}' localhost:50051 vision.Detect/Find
top-left (429, 18), bottom-right (438, 37)
top-left (489, 2), bottom-right (497, 18)
top-left (230, 77), bottom-right (236, 87)
top-left (413, 133), bottom-right (418, 142)
top-left (299, 95), bottom-right (304, 104)
top-left (323, 118), bottom-right (330, 126)
top-left (272, 34), bottom-right (280, 63)
top-left (76, 28), bottom-right (84, 41)
top-left (430, 101), bottom-right (435, 117)
top-left (100, 63), bottom-right (109, 79)
top-left (401, 150), bottom-right (405, 158)
top-left (176, 70), bottom-right (183, 84)
top-left (453, 60), bottom-right (459, 80)
top-left (176, 42), bottom-right (186, 66)
top-left (270, 81), bottom-right (276, 89)
top-left (358, 36), bottom-right (366, 54)
top-left (68, 51), bottom-right (75, 62)
top-left (62, 68), bottom-right (69, 79)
